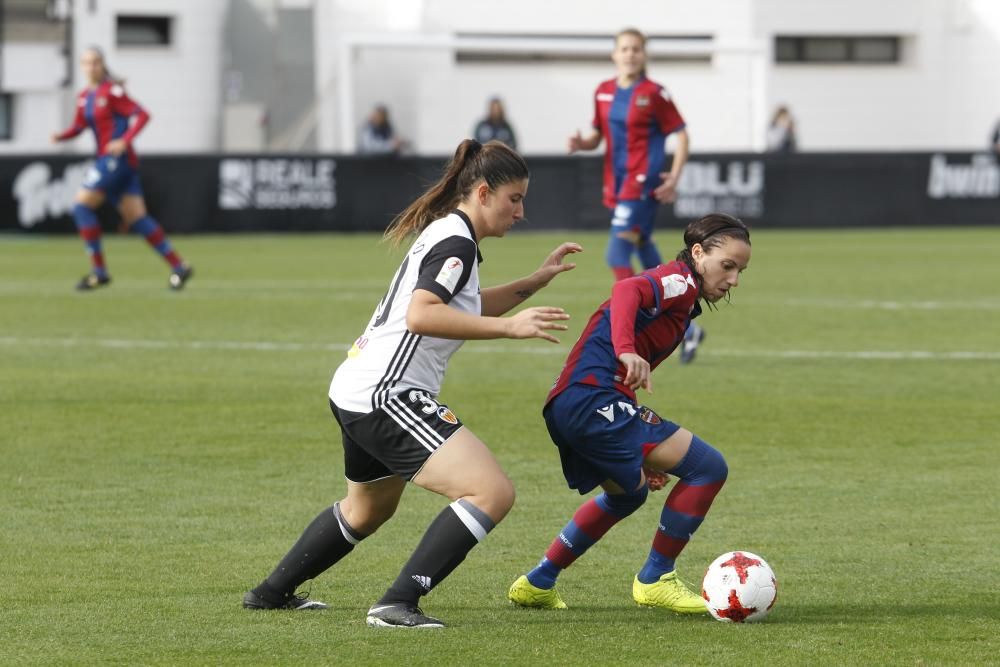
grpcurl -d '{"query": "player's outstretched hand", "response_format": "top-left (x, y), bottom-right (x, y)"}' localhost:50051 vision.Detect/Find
top-left (532, 242), bottom-right (583, 289)
top-left (618, 352), bottom-right (652, 393)
top-left (567, 130), bottom-right (584, 154)
top-left (505, 307), bottom-right (570, 343)
top-left (50, 133), bottom-right (61, 144)
top-left (653, 172), bottom-right (679, 203)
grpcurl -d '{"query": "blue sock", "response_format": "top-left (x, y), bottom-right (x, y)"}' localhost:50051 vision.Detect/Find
top-left (73, 203), bottom-right (107, 277)
top-left (606, 229), bottom-right (635, 270)
top-left (527, 489), bottom-right (647, 589)
top-left (636, 237), bottom-right (662, 269)
top-left (526, 557), bottom-right (562, 590)
top-left (131, 215), bottom-right (182, 269)
top-left (637, 437), bottom-right (728, 584)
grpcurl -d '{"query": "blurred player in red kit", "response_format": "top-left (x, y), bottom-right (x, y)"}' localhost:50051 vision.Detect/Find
top-left (51, 46), bottom-right (192, 291)
top-left (569, 28), bottom-right (705, 363)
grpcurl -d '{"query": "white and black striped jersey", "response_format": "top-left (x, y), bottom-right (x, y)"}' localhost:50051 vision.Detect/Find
top-left (329, 210), bottom-right (482, 414)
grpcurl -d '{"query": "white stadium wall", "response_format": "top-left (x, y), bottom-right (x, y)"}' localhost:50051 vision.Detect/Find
top-left (315, 0), bottom-right (1000, 154)
top-left (3, 0), bottom-right (1000, 154)
top-left (30, 0), bottom-right (228, 155)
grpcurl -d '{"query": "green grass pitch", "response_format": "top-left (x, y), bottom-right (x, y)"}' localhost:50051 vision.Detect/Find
top-left (1, 228), bottom-right (998, 665)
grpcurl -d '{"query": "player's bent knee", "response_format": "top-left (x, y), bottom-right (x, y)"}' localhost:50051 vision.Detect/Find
top-left (339, 500), bottom-right (396, 535)
top-left (471, 475), bottom-right (515, 523)
top-left (602, 484), bottom-right (648, 517)
top-left (683, 435), bottom-right (729, 485)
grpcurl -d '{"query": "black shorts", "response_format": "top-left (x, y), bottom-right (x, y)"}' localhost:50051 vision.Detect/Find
top-left (329, 389), bottom-right (465, 483)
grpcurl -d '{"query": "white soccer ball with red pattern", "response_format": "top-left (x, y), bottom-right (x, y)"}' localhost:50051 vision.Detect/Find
top-left (701, 551), bottom-right (777, 623)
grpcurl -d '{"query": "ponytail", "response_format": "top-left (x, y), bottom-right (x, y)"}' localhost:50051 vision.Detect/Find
top-left (383, 139), bottom-right (528, 246)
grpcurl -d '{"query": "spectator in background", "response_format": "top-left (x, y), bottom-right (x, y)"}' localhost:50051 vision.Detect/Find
top-left (991, 119), bottom-right (1000, 155)
top-left (766, 105), bottom-right (797, 153)
top-left (359, 104), bottom-right (404, 155)
top-left (473, 97), bottom-right (517, 150)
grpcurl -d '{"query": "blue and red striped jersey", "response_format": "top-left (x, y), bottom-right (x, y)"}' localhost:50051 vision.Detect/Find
top-left (591, 76), bottom-right (685, 209)
top-left (547, 260), bottom-right (701, 404)
top-left (56, 80), bottom-right (150, 167)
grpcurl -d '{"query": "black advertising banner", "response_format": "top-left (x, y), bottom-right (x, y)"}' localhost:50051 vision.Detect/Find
top-left (2, 152), bottom-right (997, 234)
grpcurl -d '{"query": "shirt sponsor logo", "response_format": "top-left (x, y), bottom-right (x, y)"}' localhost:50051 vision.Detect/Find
top-left (11, 160), bottom-right (93, 228)
top-left (660, 273), bottom-right (691, 299)
top-left (926, 154), bottom-right (999, 199)
top-left (218, 158), bottom-right (336, 210)
top-left (597, 93), bottom-right (614, 102)
top-left (435, 257), bottom-right (464, 293)
top-left (636, 95), bottom-right (650, 107)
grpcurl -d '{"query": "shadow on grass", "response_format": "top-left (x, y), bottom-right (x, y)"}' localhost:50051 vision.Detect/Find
top-left (445, 600), bottom-right (1000, 628)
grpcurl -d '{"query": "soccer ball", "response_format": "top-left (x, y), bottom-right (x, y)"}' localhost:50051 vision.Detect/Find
top-left (701, 551), bottom-right (777, 623)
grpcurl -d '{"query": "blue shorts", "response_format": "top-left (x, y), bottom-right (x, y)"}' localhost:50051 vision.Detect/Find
top-left (543, 384), bottom-right (681, 494)
top-left (609, 198), bottom-right (659, 241)
top-left (83, 155), bottom-right (143, 206)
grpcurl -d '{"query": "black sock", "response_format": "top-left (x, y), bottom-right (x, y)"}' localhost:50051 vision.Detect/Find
top-left (256, 502), bottom-right (364, 599)
top-left (378, 499), bottom-right (495, 606)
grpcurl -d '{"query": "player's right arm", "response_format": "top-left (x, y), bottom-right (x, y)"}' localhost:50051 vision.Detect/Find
top-left (407, 290), bottom-right (569, 343)
top-left (568, 84), bottom-right (605, 153)
top-left (51, 98), bottom-right (86, 143)
top-left (610, 276), bottom-right (658, 392)
top-left (568, 129), bottom-right (602, 153)
top-left (404, 234), bottom-right (570, 343)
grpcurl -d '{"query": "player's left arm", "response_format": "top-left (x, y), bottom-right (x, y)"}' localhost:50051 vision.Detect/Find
top-left (480, 242), bottom-right (582, 317)
top-left (653, 88), bottom-right (689, 203)
top-left (610, 275), bottom-right (660, 392)
top-left (51, 102), bottom-right (87, 143)
top-left (655, 128), bottom-right (689, 202)
top-left (105, 85), bottom-right (150, 156)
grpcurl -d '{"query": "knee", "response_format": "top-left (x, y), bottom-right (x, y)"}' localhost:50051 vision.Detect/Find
top-left (703, 442), bottom-right (729, 483)
top-left (472, 474), bottom-right (515, 523)
top-left (601, 483), bottom-right (648, 518)
top-left (72, 202), bottom-right (96, 221)
top-left (339, 498), bottom-right (395, 536)
top-left (691, 436), bottom-right (729, 484)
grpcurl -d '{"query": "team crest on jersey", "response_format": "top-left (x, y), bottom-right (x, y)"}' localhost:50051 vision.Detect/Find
top-left (435, 257), bottom-right (464, 293)
top-left (110, 84), bottom-right (124, 97)
top-left (639, 407), bottom-right (662, 425)
top-left (96, 97), bottom-right (107, 107)
top-left (437, 406), bottom-right (458, 424)
top-left (661, 273), bottom-right (691, 299)
top-left (636, 95), bottom-right (650, 107)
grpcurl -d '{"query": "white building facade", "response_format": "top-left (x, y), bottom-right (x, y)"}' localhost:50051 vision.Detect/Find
top-left (2, 0), bottom-right (999, 155)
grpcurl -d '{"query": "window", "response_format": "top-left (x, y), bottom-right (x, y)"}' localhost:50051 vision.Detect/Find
top-left (0, 94), bottom-right (12, 140)
top-left (116, 15), bottom-right (173, 46)
top-left (455, 33), bottom-right (714, 64)
top-left (775, 36), bottom-right (900, 64)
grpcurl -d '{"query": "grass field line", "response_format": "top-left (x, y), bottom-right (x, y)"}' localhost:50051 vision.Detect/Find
top-left (1, 335), bottom-right (998, 361)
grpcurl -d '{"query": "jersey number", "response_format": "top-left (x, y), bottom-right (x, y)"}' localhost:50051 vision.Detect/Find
top-left (373, 255), bottom-right (410, 328)
top-left (408, 390), bottom-right (439, 414)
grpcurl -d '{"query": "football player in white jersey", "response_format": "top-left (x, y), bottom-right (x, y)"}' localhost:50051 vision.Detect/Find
top-left (244, 139), bottom-right (583, 628)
